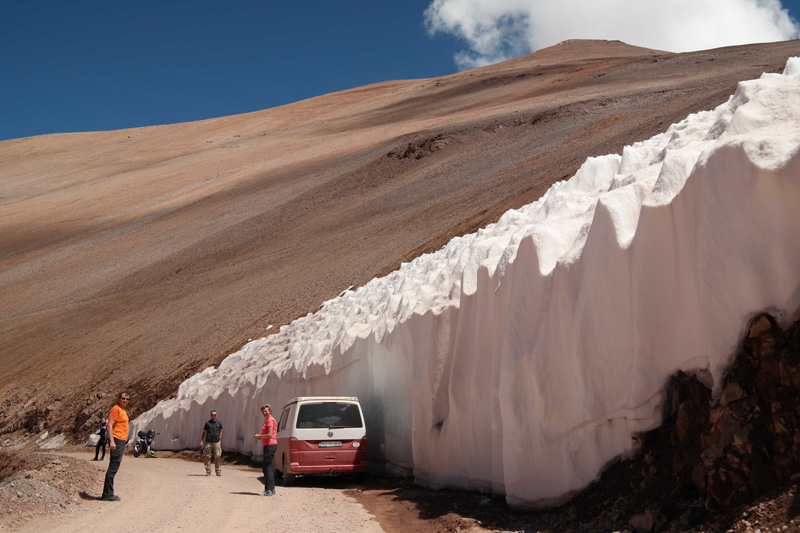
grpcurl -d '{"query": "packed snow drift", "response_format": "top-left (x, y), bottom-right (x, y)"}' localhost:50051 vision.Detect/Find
top-left (134, 59), bottom-right (800, 507)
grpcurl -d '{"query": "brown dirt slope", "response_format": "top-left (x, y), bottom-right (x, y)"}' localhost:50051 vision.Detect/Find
top-left (1, 39), bottom-right (799, 443)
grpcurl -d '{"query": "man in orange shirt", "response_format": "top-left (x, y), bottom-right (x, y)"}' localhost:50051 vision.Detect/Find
top-left (101, 392), bottom-right (130, 501)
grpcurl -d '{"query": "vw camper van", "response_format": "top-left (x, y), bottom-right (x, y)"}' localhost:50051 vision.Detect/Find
top-left (275, 396), bottom-right (368, 483)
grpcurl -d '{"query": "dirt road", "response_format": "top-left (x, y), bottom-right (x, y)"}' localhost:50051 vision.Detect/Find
top-left (15, 452), bottom-right (383, 533)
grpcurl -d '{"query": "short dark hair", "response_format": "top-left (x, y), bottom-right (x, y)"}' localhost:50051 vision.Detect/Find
top-left (118, 392), bottom-right (129, 399)
top-left (210, 410), bottom-right (217, 415)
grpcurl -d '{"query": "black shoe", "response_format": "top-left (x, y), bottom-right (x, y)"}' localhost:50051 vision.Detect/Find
top-left (92, 458), bottom-right (98, 461)
top-left (101, 495), bottom-right (121, 501)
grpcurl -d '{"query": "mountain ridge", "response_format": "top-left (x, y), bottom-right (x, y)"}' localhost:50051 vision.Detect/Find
top-left (1, 39), bottom-right (799, 447)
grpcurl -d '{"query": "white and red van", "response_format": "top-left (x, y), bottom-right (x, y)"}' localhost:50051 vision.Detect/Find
top-left (275, 396), bottom-right (368, 483)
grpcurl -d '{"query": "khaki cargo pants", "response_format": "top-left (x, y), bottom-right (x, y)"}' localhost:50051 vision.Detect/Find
top-left (203, 441), bottom-right (222, 475)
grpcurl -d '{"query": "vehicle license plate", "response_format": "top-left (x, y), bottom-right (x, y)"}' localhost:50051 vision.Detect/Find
top-left (319, 441), bottom-right (342, 448)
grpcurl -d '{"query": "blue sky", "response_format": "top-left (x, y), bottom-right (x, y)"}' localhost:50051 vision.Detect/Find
top-left (2, 0), bottom-right (799, 142)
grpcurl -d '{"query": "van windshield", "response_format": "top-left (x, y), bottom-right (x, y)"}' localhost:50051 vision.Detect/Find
top-left (296, 403), bottom-right (363, 429)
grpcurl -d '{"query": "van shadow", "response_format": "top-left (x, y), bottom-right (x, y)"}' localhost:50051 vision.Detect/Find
top-left (277, 474), bottom-right (362, 490)
top-left (347, 477), bottom-right (547, 533)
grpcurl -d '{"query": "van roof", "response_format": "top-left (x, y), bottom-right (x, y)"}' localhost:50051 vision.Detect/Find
top-left (283, 396), bottom-right (359, 406)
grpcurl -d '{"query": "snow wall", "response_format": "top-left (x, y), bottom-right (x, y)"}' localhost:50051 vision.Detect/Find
top-left (133, 59), bottom-right (800, 507)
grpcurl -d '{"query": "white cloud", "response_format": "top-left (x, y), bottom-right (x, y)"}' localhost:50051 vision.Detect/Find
top-left (425, 0), bottom-right (800, 69)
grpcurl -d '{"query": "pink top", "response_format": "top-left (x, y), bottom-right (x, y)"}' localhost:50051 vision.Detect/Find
top-left (261, 416), bottom-right (277, 446)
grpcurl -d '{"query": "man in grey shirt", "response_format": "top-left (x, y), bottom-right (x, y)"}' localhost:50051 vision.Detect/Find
top-left (200, 410), bottom-right (223, 476)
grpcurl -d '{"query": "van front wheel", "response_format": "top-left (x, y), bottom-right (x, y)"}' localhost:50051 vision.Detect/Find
top-left (282, 455), bottom-right (295, 485)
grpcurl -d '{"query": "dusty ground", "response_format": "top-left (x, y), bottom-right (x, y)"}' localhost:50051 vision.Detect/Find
top-left (3, 38), bottom-right (800, 531)
top-left (1, 449), bottom-right (383, 533)
top-left (2, 447), bottom-right (799, 532)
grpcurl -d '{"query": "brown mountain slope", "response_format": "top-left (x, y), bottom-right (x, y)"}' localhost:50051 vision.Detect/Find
top-left (1, 39), bottom-right (799, 439)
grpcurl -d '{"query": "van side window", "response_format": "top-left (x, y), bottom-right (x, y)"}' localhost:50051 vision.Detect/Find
top-left (278, 407), bottom-right (290, 431)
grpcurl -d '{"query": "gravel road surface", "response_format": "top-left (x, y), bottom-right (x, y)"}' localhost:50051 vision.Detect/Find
top-left (15, 452), bottom-right (383, 533)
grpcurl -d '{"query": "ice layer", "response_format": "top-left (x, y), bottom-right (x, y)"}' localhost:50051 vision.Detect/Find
top-left (133, 59), bottom-right (800, 507)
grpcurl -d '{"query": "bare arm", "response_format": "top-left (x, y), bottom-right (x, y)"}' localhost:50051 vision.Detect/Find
top-left (200, 429), bottom-right (206, 447)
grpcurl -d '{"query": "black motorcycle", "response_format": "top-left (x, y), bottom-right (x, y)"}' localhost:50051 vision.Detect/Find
top-left (133, 429), bottom-right (158, 457)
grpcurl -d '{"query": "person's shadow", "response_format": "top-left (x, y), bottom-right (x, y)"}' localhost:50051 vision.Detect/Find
top-left (78, 491), bottom-right (102, 501)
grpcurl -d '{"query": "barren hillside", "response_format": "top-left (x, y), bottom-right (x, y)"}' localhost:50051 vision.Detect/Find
top-left (2, 39), bottom-right (799, 441)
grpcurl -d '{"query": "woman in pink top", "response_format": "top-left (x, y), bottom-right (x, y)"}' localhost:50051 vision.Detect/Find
top-left (253, 404), bottom-right (278, 496)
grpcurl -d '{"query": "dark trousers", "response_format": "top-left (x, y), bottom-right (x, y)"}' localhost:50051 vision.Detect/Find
top-left (94, 438), bottom-right (106, 459)
top-left (102, 438), bottom-right (125, 498)
top-left (263, 444), bottom-right (277, 491)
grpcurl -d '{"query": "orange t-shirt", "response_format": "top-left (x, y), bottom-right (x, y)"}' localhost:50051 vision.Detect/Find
top-left (108, 405), bottom-right (129, 441)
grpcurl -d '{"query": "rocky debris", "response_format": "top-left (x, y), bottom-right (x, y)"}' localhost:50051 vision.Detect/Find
top-left (0, 475), bottom-right (65, 510)
top-left (629, 509), bottom-right (658, 532)
top-left (388, 134), bottom-right (449, 160)
top-left (37, 432), bottom-right (69, 450)
top-left (673, 313), bottom-right (800, 511)
top-left (558, 312), bottom-right (800, 532)
top-left (0, 435), bottom-right (27, 450)
top-left (0, 450), bottom-right (103, 529)
top-left (721, 484), bottom-right (800, 532)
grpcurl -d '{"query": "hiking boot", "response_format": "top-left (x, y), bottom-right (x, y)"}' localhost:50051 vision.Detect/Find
top-left (101, 495), bottom-right (121, 501)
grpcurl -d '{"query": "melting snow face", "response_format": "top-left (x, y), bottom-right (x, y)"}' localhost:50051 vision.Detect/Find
top-left (134, 59), bottom-right (800, 507)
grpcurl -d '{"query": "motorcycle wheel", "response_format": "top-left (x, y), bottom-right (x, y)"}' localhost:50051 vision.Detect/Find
top-left (133, 444), bottom-right (141, 457)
